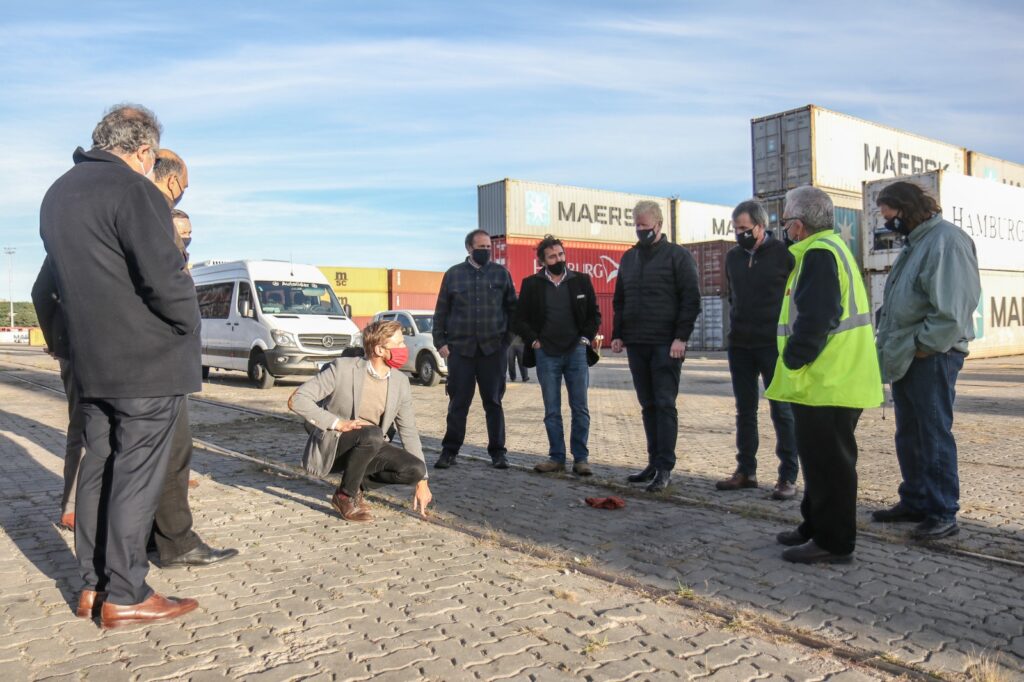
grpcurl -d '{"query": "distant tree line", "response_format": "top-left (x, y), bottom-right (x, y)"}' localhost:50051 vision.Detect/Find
top-left (0, 302), bottom-right (40, 327)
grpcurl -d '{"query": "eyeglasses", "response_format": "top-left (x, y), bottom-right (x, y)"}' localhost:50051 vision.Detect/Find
top-left (779, 217), bottom-right (798, 226)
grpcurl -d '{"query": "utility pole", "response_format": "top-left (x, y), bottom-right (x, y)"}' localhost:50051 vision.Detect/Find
top-left (3, 247), bottom-right (13, 328)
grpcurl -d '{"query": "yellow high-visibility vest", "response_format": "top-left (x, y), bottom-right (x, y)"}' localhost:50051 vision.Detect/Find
top-left (765, 231), bottom-right (883, 408)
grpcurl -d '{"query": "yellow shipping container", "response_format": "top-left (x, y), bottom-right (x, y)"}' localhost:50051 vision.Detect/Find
top-left (331, 290), bottom-right (390, 318)
top-left (29, 327), bottom-right (46, 347)
top-left (318, 266), bottom-right (388, 293)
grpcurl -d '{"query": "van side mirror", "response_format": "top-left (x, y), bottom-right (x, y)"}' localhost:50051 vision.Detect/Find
top-left (402, 326), bottom-right (415, 336)
top-left (241, 300), bottom-right (255, 318)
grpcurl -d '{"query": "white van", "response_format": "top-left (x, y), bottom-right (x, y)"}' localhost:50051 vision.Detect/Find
top-left (191, 260), bottom-right (362, 388)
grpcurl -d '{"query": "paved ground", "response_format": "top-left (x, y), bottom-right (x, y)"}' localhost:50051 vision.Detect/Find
top-left (0, 345), bottom-right (1021, 680)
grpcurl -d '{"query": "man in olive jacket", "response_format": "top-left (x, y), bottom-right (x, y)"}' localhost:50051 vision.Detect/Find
top-left (512, 235), bottom-right (601, 476)
top-left (611, 201), bottom-right (701, 492)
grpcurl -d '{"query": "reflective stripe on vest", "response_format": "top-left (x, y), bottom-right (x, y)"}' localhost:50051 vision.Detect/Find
top-left (777, 234), bottom-right (872, 337)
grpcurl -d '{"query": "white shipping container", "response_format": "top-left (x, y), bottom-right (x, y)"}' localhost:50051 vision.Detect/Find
top-left (862, 171), bottom-right (1024, 272)
top-left (478, 178), bottom-right (670, 244)
top-left (968, 151), bottom-right (1024, 189)
top-left (869, 269), bottom-right (1024, 359)
top-left (752, 105), bottom-right (967, 196)
top-left (758, 189), bottom-right (864, 267)
top-left (674, 199), bottom-right (734, 243)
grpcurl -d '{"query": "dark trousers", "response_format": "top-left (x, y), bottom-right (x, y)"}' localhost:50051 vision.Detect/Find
top-left (727, 345), bottom-right (798, 483)
top-left (58, 358), bottom-right (85, 515)
top-left (333, 426), bottom-right (426, 496)
top-left (892, 351), bottom-right (964, 523)
top-left (151, 399), bottom-right (201, 561)
top-left (76, 395), bottom-right (183, 605)
top-left (626, 343), bottom-right (682, 471)
top-left (792, 404), bottom-right (861, 555)
top-left (507, 344), bottom-right (528, 380)
top-left (441, 346), bottom-right (507, 460)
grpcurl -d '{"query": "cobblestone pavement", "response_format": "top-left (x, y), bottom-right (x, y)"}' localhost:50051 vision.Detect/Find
top-left (0, 361), bottom-right (894, 681)
top-left (1, 346), bottom-right (1022, 679)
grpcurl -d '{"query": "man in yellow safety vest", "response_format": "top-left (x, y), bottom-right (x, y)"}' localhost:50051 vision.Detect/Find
top-left (766, 186), bottom-right (883, 564)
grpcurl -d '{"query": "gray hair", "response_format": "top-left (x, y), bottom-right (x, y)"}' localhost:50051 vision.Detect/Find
top-left (91, 103), bottom-right (162, 154)
top-left (633, 200), bottom-right (663, 225)
top-left (731, 199), bottom-right (768, 228)
top-left (784, 186), bottom-right (834, 232)
top-left (154, 154), bottom-right (184, 182)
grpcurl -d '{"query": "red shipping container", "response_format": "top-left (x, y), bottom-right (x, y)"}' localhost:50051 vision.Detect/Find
top-left (389, 291), bottom-right (438, 311)
top-left (492, 236), bottom-right (630, 343)
top-left (683, 240), bottom-right (731, 296)
top-left (350, 315), bottom-right (374, 332)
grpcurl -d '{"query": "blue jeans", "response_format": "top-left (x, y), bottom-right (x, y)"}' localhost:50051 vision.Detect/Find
top-left (892, 350), bottom-right (964, 523)
top-left (535, 345), bottom-right (590, 463)
top-left (727, 346), bottom-right (798, 483)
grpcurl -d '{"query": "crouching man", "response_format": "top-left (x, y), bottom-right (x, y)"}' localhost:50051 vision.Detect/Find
top-left (289, 320), bottom-right (432, 520)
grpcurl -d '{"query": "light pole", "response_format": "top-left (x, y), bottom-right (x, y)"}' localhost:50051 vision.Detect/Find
top-left (3, 247), bottom-right (13, 328)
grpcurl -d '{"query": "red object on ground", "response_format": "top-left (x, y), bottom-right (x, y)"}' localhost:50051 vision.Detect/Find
top-left (585, 496), bottom-right (627, 509)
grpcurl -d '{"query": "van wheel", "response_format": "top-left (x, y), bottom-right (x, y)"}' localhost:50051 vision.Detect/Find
top-left (201, 366), bottom-right (210, 380)
top-left (248, 351), bottom-right (275, 389)
top-left (417, 353), bottom-right (440, 386)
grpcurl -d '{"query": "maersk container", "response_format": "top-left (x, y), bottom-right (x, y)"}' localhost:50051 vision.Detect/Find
top-left (869, 269), bottom-right (1023, 359)
top-left (758, 189), bottom-right (863, 267)
top-left (862, 170), bottom-right (1024, 272)
top-left (478, 179), bottom-right (671, 244)
top-left (752, 105), bottom-right (967, 197)
top-left (674, 199), bottom-right (735, 243)
top-left (968, 151), bottom-right (1024, 189)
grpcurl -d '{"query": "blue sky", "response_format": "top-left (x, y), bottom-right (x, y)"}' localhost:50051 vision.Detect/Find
top-left (2, 0), bottom-right (1022, 298)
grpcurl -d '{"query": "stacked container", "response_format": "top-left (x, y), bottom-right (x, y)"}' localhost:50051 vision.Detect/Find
top-left (389, 269), bottom-right (443, 312)
top-left (678, 240), bottom-right (732, 351)
top-left (862, 170), bottom-right (1024, 359)
top-left (318, 266), bottom-right (389, 331)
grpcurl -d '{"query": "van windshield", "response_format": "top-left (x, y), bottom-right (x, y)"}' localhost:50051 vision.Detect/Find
top-left (255, 281), bottom-right (346, 316)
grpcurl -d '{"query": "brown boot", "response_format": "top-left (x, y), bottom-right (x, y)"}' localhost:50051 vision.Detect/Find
top-left (715, 471), bottom-right (758, 491)
top-left (76, 589), bottom-right (107, 619)
top-left (354, 491), bottom-right (373, 515)
top-left (534, 459), bottom-right (566, 474)
top-left (332, 491), bottom-right (372, 522)
top-left (100, 593), bottom-right (198, 629)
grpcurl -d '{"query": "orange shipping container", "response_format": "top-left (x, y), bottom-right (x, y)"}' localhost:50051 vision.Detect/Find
top-left (389, 292), bottom-right (438, 311)
top-left (389, 269), bottom-right (444, 294)
top-left (318, 266), bottom-right (388, 292)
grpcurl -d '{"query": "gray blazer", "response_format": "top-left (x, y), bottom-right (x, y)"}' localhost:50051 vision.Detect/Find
top-left (289, 357), bottom-right (424, 478)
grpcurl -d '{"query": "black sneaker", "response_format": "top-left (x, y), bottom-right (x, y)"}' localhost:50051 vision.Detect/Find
top-left (871, 503), bottom-right (925, 523)
top-left (645, 469), bottom-right (671, 493)
top-left (627, 465), bottom-right (657, 483)
top-left (491, 455), bottom-right (510, 469)
top-left (434, 453), bottom-right (457, 469)
top-left (776, 529), bottom-right (806, 546)
top-left (911, 518), bottom-right (959, 540)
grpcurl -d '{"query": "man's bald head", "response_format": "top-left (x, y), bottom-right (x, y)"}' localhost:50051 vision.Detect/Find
top-left (152, 148), bottom-right (189, 207)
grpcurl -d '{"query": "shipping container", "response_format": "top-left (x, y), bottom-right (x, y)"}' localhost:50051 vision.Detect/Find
top-left (682, 240), bottom-right (732, 297)
top-left (389, 292), bottom-right (438, 311)
top-left (967, 151), bottom-right (1024, 189)
top-left (317, 266), bottom-right (388, 293)
top-left (389, 269), bottom-right (444, 295)
top-left (350, 316), bottom-right (375, 333)
top-left (479, 178), bottom-right (671, 244)
top-left (329, 291), bottom-right (390, 319)
top-left (688, 296), bottom-right (730, 351)
top-left (862, 170), bottom-right (1024, 272)
top-left (752, 105), bottom-right (967, 197)
top-left (759, 189), bottom-right (863, 266)
top-left (868, 269), bottom-right (1024, 359)
top-left (594, 293), bottom-right (614, 345)
top-left (674, 199), bottom-right (735, 243)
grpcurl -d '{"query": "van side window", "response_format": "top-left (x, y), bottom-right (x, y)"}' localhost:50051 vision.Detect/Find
top-left (196, 283), bottom-right (233, 319)
top-left (237, 282), bottom-right (254, 317)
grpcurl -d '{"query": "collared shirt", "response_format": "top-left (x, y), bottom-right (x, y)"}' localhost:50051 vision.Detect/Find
top-left (433, 259), bottom-right (517, 357)
top-left (366, 363), bottom-right (391, 380)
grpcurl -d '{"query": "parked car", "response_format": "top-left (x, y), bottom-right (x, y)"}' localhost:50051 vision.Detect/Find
top-left (191, 260), bottom-right (362, 389)
top-left (372, 310), bottom-right (447, 386)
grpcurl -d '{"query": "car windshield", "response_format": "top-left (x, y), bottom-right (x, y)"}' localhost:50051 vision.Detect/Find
top-left (255, 281), bottom-right (345, 316)
top-left (413, 315), bottom-right (433, 333)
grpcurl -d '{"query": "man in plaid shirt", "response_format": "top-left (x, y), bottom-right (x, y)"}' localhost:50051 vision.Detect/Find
top-left (433, 230), bottom-right (518, 469)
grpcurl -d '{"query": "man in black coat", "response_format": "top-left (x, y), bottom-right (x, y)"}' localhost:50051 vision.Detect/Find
top-left (716, 199), bottom-right (799, 499)
top-left (39, 104), bottom-right (200, 627)
top-left (612, 201), bottom-right (701, 492)
top-left (513, 235), bottom-right (601, 477)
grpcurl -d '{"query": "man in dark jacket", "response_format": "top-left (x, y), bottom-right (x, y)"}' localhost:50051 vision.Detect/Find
top-left (39, 104), bottom-right (200, 627)
top-left (513, 235), bottom-right (601, 477)
top-left (716, 199), bottom-right (799, 499)
top-left (612, 201), bottom-right (701, 492)
top-left (433, 229), bottom-right (517, 469)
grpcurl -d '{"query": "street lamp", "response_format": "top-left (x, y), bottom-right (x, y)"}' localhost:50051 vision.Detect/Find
top-left (3, 247), bottom-right (13, 328)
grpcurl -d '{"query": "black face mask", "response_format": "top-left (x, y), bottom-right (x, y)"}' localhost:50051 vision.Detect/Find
top-left (636, 228), bottom-right (657, 245)
top-left (735, 230), bottom-right (757, 250)
top-left (883, 217), bottom-right (911, 236)
top-left (782, 230), bottom-right (794, 247)
top-left (471, 248), bottom-right (490, 266)
top-left (181, 237), bottom-right (192, 248)
top-left (547, 261), bottom-right (566, 276)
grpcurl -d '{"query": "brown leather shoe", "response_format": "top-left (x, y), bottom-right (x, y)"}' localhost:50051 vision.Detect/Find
top-left (332, 491), bottom-right (372, 522)
top-left (58, 512), bottom-right (75, 531)
top-left (100, 593), bottom-right (198, 629)
top-left (76, 589), bottom-right (107, 619)
top-left (534, 459), bottom-right (566, 474)
top-left (771, 480), bottom-right (798, 500)
top-left (715, 472), bottom-right (758, 491)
